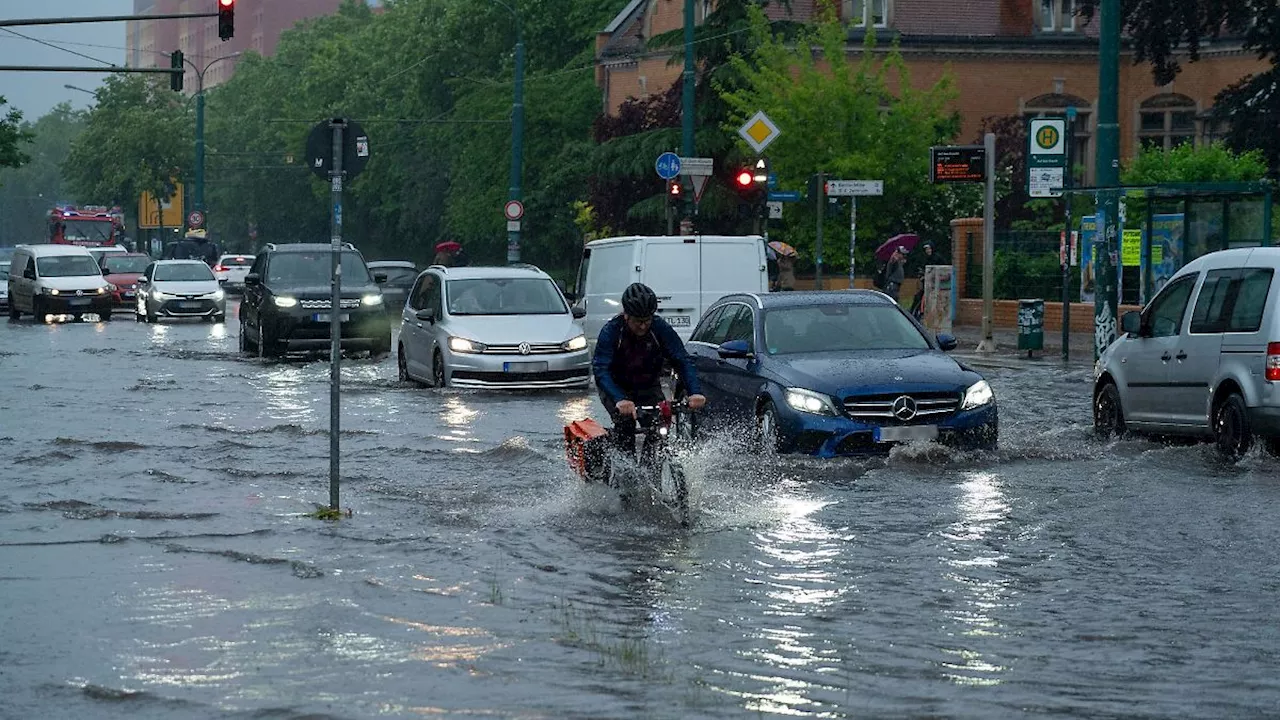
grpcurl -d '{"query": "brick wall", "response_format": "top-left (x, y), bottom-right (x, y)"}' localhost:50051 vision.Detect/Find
top-left (895, 0), bottom-right (1002, 35)
top-left (956, 298), bottom-right (1141, 332)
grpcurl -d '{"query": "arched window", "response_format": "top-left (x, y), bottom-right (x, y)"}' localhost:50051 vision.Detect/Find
top-left (1138, 94), bottom-right (1197, 151)
top-left (1024, 93), bottom-right (1092, 183)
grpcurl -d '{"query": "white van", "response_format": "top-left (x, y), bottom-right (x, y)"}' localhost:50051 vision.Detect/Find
top-left (573, 235), bottom-right (769, 349)
top-left (7, 244), bottom-right (114, 323)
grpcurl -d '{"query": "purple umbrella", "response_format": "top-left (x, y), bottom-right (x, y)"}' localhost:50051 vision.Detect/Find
top-left (874, 233), bottom-right (920, 262)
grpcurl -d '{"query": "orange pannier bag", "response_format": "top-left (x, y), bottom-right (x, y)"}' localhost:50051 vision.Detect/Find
top-left (564, 418), bottom-right (609, 481)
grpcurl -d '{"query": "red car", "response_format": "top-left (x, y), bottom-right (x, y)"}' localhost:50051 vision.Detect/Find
top-left (100, 253), bottom-right (152, 306)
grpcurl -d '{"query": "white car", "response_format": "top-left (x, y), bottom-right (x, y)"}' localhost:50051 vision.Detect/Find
top-left (214, 254), bottom-right (255, 291)
top-left (136, 260), bottom-right (226, 323)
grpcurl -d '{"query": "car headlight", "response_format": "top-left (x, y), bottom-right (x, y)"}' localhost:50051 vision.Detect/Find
top-left (211, 289), bottom-right (225, 301)
top-left (43, 287), bottom-right (60, 295)
top-left (104, 285), bottom-right (116, 293)
top-left (785, 387), bottom-right (838, 416)
top-left (274, 296), bottom-right (298, 308)
top-left (563, 334), bottom-right (587, 352)
top-left (129, 284), bottom-right (137, 290)
top-left (449, 336), bottom-right (487, 354)
top-left (960, 380), bottom-right (995, 410)
top-left (151, 290), bottom-right (172, 301)
top-left (362, 293), bottom-right (383, 306)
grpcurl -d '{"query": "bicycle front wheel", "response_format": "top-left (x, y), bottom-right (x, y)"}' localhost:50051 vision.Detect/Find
top-left (660, 458), bottom-right (691, 528)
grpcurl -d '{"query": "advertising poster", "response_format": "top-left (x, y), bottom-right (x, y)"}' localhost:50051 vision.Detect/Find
top-left (1150, 213), bottom-right (1185, 296)
top-left (922, 264), bottom-right (954, 334)
top-left (1079, 215), bottom-right (1096, 303)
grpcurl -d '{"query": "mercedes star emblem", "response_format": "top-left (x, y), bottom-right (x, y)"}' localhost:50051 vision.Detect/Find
top-left (892, 395), bottom-right (918, 421)
top-left (518, 342), bottom-right (531, 356)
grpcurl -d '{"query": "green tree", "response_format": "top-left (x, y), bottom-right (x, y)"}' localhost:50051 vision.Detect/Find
top-left (63, 75), bottom-right (193, 225)
top-left (1121, 142), bottom-right (1268, 185)
top-left (0, 102), bottom-right (85, 245)
top-left (718, 7), bottom-right (977, 274)
top-left (0, 96), bottom-right (34, 174)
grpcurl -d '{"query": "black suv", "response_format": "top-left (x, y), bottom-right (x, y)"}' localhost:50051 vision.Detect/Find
top-left (239, 243), bottom-right (391, 358)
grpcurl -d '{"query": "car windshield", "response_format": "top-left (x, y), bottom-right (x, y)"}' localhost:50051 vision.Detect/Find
top-left (36, 255), bottom-right (101, 278)
top-left (103, 256), bottom-right (150, 274)
top-left (376, 267), bottom-right (419, 286)
top-left (61, 220), bottom-right (115, 244)
top-left (447, 278), bottom-right (567, 315)
top-left (764, 304), bottom-right (929, 354)
top-left (266, 252), bottom-right (371, 285)
top-left (219, 256), bottom-right (254, 267)
top-left (155, 263), bottom-right (215, 282)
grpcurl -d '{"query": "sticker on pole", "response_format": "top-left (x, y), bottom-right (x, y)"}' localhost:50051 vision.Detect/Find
top-left (503, 200), bottom-right (524, 221)
top-left (186, 210), bottom-right (205, 229)
top-left (737, 111), bottom-right (780, 153)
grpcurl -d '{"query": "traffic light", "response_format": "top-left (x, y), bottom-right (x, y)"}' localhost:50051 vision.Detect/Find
top-left (217, 0), bottom-right (235, 41)
top-left (733, 158), bottom-right (768, 218)
top-left (169, 50), bottom-right (184, 92)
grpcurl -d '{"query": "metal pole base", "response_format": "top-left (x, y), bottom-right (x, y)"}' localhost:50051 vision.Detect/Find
top-left (975, 337), bottom-right (998, 353)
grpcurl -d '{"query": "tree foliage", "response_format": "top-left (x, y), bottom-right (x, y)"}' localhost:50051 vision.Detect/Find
top-left (1077, 0), bottom-right (1280, 176)
top-left (0, 96), bottom-right (34, 174)
top-left (718, 6), bottom-right (977, 272)
top-left (1121, 141), bottom-right (1268, 185)
top-left (0, 103), bottom-right (84, 245)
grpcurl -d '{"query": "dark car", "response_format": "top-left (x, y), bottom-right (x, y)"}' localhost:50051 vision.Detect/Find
top-left (238, 243), bottom-right (391, 358)
top-left (367, 260), bottom-right (419, 315)
top-left (685, 291), bottom-right (998, 457)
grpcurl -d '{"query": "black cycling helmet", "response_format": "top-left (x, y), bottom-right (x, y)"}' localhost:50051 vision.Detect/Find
top-left (621, 282), bottom-right (658, 318)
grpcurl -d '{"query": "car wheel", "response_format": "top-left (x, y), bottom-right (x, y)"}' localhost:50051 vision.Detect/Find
top-left (1263, 437), bottom-right (1280, 457)
top-left (100, 309), bottom-right (112, 322)
top-left (258, 325), bottom-right (279, 359)
top-left (1093, 382), bottom-right (1126, 438)
top-left (756, 401), bottom-right (781, 454)
top-left (1213, 392), bottom-right (1253, 462)
top-left (397, 346), bottom-right (416, 384)
top-left (433, 350), bottom-right (447, 388)
top-left (8, 302), bottom-right (19, 320)
top-left (214, 313), bottom-right (226, 324)
top-left (371, 333), bottom-right (391, 361)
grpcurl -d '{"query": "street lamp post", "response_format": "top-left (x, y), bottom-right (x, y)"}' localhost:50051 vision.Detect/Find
top-left (187, 53), bottom-right (241, 215)
top-left (488, 0), bottom-right (524, 264)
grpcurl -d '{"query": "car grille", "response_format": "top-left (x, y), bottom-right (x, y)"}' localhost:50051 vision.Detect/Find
top-left (452, 369), bottom-right (589, 384)
top-left (480, 342), bottom-right (568, 355)
top-left (842, 391), bottom-right (960, 423)
top-left (299, 298), bottom-right (361, 310)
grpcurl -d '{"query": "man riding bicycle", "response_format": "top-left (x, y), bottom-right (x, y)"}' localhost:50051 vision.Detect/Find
top-left (592, 283), bottom-right (707, 453)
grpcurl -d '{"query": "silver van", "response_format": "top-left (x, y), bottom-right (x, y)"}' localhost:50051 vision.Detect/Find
top-left (1093, 247), bottom-right (1280, 460)
top-left (7, 244), bottom-right (114, 323)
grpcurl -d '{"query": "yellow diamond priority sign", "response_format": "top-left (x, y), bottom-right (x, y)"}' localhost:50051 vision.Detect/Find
top-left (738, 110), bottom-right (780, 153)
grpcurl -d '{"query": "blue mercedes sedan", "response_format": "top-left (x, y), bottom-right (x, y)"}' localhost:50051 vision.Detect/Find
top-left (682, 291), bottom-right (998, 457)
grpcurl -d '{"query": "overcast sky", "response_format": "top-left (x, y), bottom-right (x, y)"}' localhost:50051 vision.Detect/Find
top-left (1, 0), bottom-right (132, 121)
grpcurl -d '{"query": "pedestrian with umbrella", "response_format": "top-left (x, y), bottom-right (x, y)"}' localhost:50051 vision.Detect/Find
top-left (768, 241), bottom-right (798, 291)
top-left (873, 233), bottom-right (919, 303)
top-left (434, 240), bottom-right (463, 267)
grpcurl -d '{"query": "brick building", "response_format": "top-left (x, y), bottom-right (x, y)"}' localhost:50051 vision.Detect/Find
top-left (595, 0), bottom-right (1268, 183)
top-left (126, 0), bottom-right (380, 92)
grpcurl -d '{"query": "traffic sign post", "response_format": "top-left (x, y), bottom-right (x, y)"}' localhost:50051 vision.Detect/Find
top-left (1027, 117), bottom-right (1068, 198)
top-left (823, 180), bottom-right (884, 284)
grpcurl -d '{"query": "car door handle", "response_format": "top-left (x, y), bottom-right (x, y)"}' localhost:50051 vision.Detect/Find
top-left (1161, 352), bottom-right (1172, 362)
top-left (1175, 351), bottom-right (1187, 361)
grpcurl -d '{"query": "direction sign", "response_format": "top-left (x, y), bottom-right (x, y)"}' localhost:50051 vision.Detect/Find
top-left (503, 199), bottom-right (524, 221)
top-left (679, 157), bottom-right (713, 176)
top-left (306, 118), bottom-right (370, 180)
top-left (767, 201), bottom-right (783, 219)
top-left (768, 190), bottom-right (802, 202)
top-left (655, 152), bottom-right (681, 180)
top-left (930, 146), bottom-right (986, 183)
top-left (186, 209), bottom-right (205, 229)
top-left (738, 110), bottom-right (780, 153)
top-left (824, 180), bottom-right (884, 196)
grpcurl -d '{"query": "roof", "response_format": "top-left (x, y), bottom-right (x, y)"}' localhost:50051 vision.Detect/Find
top-left (263, 243), bottom-right (358, 253)
top-left (154, 259), bottom-right (211, 265)
top-left (586, 234), bottom-right (764, 246)
top-left (367, 260), bottom-right (417, 269)
top-left (719, 290), bottom-right (897, 309)
top-left (431, 265), bottom-right (550, 280)
top-left (16, 244), bottom-right (94, 257)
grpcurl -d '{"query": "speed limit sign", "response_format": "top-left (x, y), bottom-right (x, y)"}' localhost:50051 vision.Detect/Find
top-left (187, 210), bottom-right (205, 228)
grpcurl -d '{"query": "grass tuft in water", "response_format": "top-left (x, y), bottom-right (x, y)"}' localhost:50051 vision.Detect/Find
top-left (554, 598), bottom-right (671, 679)
top-left (306, 506), bottom-right (352, 521)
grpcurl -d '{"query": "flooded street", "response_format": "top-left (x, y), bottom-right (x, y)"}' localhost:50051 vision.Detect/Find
top-left (3, 302), bottom-right (1279, 719)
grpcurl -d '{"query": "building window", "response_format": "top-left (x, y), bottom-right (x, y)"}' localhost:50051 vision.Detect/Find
top-left (1039, 0), bottom-right (1076, 32)
top-left (1200, 113), bottom-right (1229, 145)
top-left (1138, 94), bottom-right (1198, 151)
top-left (843, 0), bottom-right (888, 28)
top-left (1025, 93), bottom-right (1092, 184)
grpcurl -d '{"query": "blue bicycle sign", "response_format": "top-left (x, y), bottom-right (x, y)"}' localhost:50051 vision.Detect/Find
top-left (655, 152), bottom-right (682, 180)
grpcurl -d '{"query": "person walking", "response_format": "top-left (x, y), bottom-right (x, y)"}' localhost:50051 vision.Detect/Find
top-left (883, 246), bottom-right (907, 303)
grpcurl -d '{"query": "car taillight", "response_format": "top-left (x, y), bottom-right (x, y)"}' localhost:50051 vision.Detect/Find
top-left (1267, 342), bottom-right (1280, 382)
top-left (213, 265), bottom-right (226, 272)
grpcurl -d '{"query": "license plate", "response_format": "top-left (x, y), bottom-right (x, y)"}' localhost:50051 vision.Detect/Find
top-left (665, 315), bottom-right (691, 327)
top-left (123, 292), bottom-right (135, 299)
top-left (503, 361), bottom-right (548, 373)
top-left (313, 313), bottom-right (350, 322)
top-left (179, 301), bottom-right (201, 309)
top-left (874, 425), bottom-right (938, 443)
top-left (69, 298), bottom-right (91, 306)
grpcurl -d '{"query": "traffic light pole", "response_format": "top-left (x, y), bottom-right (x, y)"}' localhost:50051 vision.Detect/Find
top-left (814, 171), bottom-right (825, 290)
top-left (0, 12), bottom-right (216, 28)
top-left (1094, 0), bottom-right (1121, 361)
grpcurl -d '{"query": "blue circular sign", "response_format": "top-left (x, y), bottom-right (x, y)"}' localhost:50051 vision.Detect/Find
top-left (655, 152), bottom-right (682, 180)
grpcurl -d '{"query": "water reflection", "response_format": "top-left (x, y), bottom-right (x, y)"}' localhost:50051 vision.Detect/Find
top-left (556, 396), bottom-right (593, 425)
top-left (262, 364), bottom-right (316, 422)
top-left (440, 396), bottom-right (478, 442)
top-left (939, 470), bottom-right (1013, 686)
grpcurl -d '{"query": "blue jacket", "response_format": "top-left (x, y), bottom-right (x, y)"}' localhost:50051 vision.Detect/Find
top-left (593, 314), bottom-right (702, 404)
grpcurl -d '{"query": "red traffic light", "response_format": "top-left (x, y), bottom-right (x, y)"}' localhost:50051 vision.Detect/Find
top-left (735, 170), bottom-right (754, 187)
top-left (219, 0), bottom-right (233, 6)
top-left (668, 180), bottom-right (682, 196)
top-left (218, 0), bottom-right (235, 40)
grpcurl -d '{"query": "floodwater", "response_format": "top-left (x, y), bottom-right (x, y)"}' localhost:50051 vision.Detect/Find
top-left (2, 303), bottom-right (1279, 719)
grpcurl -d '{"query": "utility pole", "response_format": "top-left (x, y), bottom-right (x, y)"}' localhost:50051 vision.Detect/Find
top-left (681, 0), bottom-right (695, 222)
top-left (1062, 106), bottom-right (1076, 363)
top-left (814, 171), bottom-right (825, 290)
top-left (508, 24), bottom-right (524, 263)
top-left (1094, 0), bottom-right (1121, 360)
top-left (977, 132), bottom-right (997, 352)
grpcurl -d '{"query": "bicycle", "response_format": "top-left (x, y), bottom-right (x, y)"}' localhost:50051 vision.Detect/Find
top-left (564, 399), bottom-right (695, 527)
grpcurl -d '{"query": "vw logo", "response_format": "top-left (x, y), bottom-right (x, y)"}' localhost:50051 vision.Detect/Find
top-left (75, 289), bottom-right (84, 296)
top-left (892, 395), bottom-right (918, 421)
top-left (518, 342), bottom-right (531, 356)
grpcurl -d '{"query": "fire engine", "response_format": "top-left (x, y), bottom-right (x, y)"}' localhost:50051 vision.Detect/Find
top-left (48, 205), bottom-right (125, 247)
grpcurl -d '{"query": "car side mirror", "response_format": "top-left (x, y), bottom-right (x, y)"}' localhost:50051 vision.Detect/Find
top-left (136, 277), bottom-right (149, 285)
top-left (571, 306), bottom-right (586, 320)
top-left (936, 333), bottom-right (958, 351)
top-left (374, 272), bottom-right (388, 284)
top-left (1121, 311), bottom-right (1143, 337)
top-left (244, 273), bottom-right (260, 286)
top-left (416, 308), bottom-right (436, 323)
top-left (718, 339), bottom-right (754, 359)
top-left (563, 291), bottom-right (577, 303)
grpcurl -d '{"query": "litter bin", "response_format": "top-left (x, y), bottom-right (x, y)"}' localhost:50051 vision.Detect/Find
top-left (1017, 298), bottom-right (1045, 353)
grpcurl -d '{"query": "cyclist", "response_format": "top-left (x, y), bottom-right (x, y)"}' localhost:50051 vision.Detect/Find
top-left (593, 283), bottom-right (706, 454)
